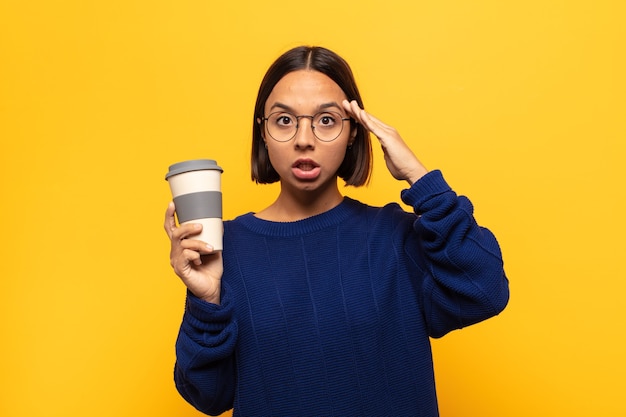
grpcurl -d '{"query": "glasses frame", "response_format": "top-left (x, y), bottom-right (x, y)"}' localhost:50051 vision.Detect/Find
top-left (261, 111), bottom-right (351, 143)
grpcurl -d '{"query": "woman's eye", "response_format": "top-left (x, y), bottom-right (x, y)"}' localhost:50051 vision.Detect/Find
top-left (276, 115), bottom-right (294, 126)
top-left (317, 114), bottom-right (336, 126)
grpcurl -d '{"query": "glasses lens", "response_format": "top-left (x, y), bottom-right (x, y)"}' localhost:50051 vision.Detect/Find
top-left (266, 112), bottom-right (297, 142)
top-left (312, 112), bottom-right (344, 142)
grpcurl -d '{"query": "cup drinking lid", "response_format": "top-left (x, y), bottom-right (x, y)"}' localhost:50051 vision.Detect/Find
top-left (165, 159), bottom-right (223, 180)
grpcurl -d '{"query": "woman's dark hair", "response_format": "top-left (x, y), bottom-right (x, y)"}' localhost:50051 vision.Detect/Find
top-left (251, 46), bottom-right (372, 186)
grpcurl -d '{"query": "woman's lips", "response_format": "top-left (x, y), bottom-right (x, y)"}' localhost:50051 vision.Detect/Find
top-left (292, 159), bottom-right (321, 180)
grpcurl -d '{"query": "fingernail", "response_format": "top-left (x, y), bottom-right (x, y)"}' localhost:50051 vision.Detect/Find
top-left (205, 244), bottom-right (214, 251)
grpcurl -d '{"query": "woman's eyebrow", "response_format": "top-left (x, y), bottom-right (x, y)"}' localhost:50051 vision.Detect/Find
top-left (268, 101), bottom-right (342, 113)
top-left (269, 102), bottom-right (295, 112)
top-left (317, 102), bottom-right (342, 111)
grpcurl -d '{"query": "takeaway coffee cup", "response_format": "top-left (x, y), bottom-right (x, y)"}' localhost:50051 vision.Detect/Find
top-left (165, 159), bottom-right (223, 250)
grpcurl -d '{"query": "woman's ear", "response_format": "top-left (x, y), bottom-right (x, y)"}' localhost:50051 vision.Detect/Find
top-left (349, 125), bottom-right (357, 146)
top-left (257, 117), bottom-right (266, 140)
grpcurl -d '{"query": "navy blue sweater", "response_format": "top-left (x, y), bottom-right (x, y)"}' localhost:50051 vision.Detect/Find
top-left (174, 170), bottom-right (509, 416)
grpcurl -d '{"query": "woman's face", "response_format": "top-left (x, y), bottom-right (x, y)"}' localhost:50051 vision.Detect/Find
top-left (262, 70), bottom-right (354, 193)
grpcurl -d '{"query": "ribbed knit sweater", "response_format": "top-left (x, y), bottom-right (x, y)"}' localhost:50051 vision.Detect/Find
top-left (174, 170), bottom-right (509, 417)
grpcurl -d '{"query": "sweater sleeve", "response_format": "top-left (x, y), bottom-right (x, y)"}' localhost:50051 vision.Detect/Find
top-left (400, 170), bottom-right (510, 338)
top-left (174, 284), bottom-right (237, 415)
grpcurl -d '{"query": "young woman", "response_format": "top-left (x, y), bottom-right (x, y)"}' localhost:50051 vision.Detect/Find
top-left (164, 46), bottom-right (509, 416)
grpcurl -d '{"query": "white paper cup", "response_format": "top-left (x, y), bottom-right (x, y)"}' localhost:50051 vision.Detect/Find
top-left (165, 159), bottom-right (223, 250)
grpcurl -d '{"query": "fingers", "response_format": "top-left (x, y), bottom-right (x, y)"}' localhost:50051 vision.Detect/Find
top-left (342, 100), bottom-right (393, 140)
top-left (164, 201), bottom-right (177, 238)
top-left (171, 246), bottom-right (202, 269)
top-left (164, 202), bottom-right (203, 240)
top-left (172, 222), bottom-right (203, 241)
top-left (178, 232), bottom-right (214, 253)
top-left (170, 230), bottom-right (216, 272)
top-left (170, 220), bottom-right (213, 255)
top-left (342, 99), bottom-right (370, 126)
top-left (342, 99), bottom-right (368, 126)
top-left (181, 247), bottom-right (203, 267)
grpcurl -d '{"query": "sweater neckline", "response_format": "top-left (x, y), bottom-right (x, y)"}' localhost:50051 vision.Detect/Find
top-left (235, 197), bottom-right (362, 237)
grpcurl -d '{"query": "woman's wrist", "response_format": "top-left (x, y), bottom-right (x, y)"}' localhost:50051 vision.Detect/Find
top-left (405, 165), bottom-right (429, 186)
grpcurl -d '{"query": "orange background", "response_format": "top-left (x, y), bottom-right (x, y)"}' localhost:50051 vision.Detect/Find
top-left (1, 1), bottom-right (624, 416)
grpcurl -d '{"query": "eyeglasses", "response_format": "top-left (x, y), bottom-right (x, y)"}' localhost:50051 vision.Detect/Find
top-left (261, 111), bottom-right (351, 142)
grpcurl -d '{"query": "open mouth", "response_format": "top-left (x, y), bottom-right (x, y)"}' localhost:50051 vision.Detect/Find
top-left (292, 159), bottom-right (319, 170)
top-left (292, 159), bottom-right (321, 180)
top-left (294, 161), bottom-right (317, 171)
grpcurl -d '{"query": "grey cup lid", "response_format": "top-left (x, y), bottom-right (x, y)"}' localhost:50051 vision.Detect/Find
top-left (165, 159), bottom-right (223, 180)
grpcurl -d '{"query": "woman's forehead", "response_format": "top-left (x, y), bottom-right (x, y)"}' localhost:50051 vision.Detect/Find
top-left (266, 70), bottom-right (346, 110)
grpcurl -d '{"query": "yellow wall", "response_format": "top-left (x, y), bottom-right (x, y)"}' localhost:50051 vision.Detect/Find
top-left (1, 1), bottom-right (624, 416)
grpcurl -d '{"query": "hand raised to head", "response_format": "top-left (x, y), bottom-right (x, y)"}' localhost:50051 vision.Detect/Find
top-left (343, 100), bottom-right (427, 185)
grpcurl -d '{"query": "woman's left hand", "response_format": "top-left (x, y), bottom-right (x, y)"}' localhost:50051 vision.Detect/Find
top-left (343, 99), bottom-right (428, 185)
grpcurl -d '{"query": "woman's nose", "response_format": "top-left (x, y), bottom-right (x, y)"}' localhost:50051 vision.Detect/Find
top-left (293, 118), bottom-right (316, 149)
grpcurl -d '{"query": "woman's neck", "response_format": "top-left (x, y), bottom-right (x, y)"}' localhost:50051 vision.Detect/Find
top-left (255, 181), bottom-right (344, 222)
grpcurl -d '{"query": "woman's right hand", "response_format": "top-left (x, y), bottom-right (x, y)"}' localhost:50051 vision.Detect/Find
top-left (164, 202), bottom-right (224, 304)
